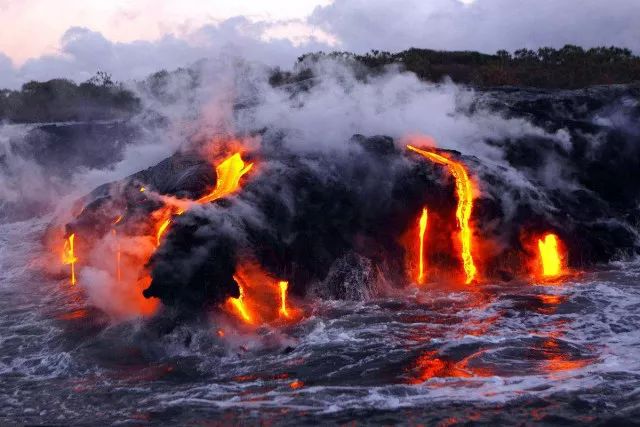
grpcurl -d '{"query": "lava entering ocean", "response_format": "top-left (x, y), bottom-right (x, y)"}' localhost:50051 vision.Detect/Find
top-left (62, 233), bottom-right (77, 285)
top-left (538, 233), bottom-right (564, 278)
top-left (224, 263), bottom-right (300, 326)
top-left (59, 148), bottom-right (257, 319)
top-left (57, 134), bottom-right (582, 326)
top-left (417, 207), bottom-right (428, 285)
top-left (407, 145), bottom-right (477, 284)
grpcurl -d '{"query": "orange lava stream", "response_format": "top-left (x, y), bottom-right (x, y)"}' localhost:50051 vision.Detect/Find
top-left (156, 218), bottom-right (171, 246)
top-left (407, 145), bottom-right (477, 284)
top-left (228, 275), bottom-right (254, 324)
top-left (223, 263), bottom-right (302, 326)
top-left (538, 233), bottom-right (562, 277)
top-left (417, 207), bottom-right (428, 285)
top-left (197, 153), bottom-right (254, 204)
top-left (62, 233), bottom-right (77, 285)
top-left (278, 281), bottom-right (290, 318)
top-left (154, 153), bottom-right (254, 247)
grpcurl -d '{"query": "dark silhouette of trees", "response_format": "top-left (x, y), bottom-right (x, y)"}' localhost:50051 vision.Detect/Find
top-left (290, 45), bottom-right (640, 89)
top-left (0, 72), bottom-right (140, 123)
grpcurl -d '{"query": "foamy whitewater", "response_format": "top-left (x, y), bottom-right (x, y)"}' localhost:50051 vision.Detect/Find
top-left (1, 215), bottom-right (639, 424)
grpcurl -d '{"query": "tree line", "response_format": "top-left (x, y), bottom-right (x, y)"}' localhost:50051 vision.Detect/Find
top-left (286, 45), bottom-right (640, 88)
top-left (3, 46), bottom-right (639, 123)
top-left (0, 71), bottom-right (140, 123)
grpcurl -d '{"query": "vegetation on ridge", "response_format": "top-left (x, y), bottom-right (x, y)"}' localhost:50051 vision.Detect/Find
top-left (280, 45), bottom-right (640, 89)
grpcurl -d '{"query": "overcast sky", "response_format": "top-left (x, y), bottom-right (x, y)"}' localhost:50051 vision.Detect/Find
top-left (1, 0), bottom-right (639, 88)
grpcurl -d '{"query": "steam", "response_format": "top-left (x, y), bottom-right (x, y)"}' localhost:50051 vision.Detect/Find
top-left (3, 53), bottom-right (638, 320)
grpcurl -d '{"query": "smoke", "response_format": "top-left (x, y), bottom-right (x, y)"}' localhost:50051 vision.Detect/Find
top-left (3, 51), bottom-right (635, 319)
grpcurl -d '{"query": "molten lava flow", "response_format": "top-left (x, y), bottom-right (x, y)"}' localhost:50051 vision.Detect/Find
top-left (538, 233), bottom-right (562, 277)
top-left (407, 145), bottom-right (477, 284)
top-left (227, 276), bottom-right (254, 324)
top-left (417, 207), bottom-right (428, 285)
top-left (62, 234), bottom-right (77, 285)
top-left (223, 262), bottom-right (301, 325)
top-left (152, 153), bottom-right (254, 247)
top-left (197, 153), bottom-right (254, 204)
top-left (156, 218), bottom-right (171, 246)
top-left (278, 281), bottom-right (290, 318)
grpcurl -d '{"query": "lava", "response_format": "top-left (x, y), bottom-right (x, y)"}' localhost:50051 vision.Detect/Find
top-left (153, 152), bottom-right (254, 247)
top-left (407, 145), bottom-right (477, 284)
top-left (278, 281), bottom-right (290, 318)
top-left (197, 153), bottom-right (254, 204)
top-left (223, 262), bottom-right (301, 326)
top-left (538, 233), bottom-right (563, 277)
top-left (156, 218), bottom-right (171, 246)
top-left (62, 233), bottom-right (77, 285)
top-left (227, 276), bottom-right (254, 324)
top-left (417, 207), bottom-right (428, 285)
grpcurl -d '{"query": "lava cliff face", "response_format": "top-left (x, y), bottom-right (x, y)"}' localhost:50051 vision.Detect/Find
top-left (61, 85), bottom-right (640, 315)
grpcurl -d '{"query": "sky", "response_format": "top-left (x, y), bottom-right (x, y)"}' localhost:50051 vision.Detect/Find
top-left (1, 0), bottom-right (639, 88)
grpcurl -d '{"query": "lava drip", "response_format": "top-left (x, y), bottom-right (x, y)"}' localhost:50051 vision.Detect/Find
top-left (278, 281), bottom-right (290, 319)
top-left (227, 276), bottom-right (254, 324)
top-left (417, 208), bottom-right (428, 285)
top-left (538, 233), bottom-right (563, 278)
top-left (222, 262), bottom-right (301, 326)
top-left (407, 145), bottom-right (477, 284)
top-left (62, 233), bottom-right (77, 285)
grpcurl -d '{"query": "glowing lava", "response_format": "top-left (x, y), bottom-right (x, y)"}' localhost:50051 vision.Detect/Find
top-left (407, 145), bottom-right (477, 284)
top-left (223, 263), bottom-right (301, 325)
top-left (153, 153), bottom-right (254, 247)
top-left (156, 218), bottom-right (171, 246)
top-left (197, 153), bottom-right (254, 204)
top-left (227, 276), bottom-right (254, 324)
top-left (538, 233), bottom-right (562, 277)
top-left (417, 207), bottom-right (428, 285)
top-left (62, 233), bottom-right (77, 285)
top-left (278, 281), bottom-right (290, 318)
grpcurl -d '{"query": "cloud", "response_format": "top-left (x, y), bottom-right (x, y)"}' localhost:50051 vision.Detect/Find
top-left (0, 53), bottom-right (20, 89)
top-left (310, 0), bottom-right (640, 54)
top-left (0, 17), bottom-right (333, 89)
top-left (2, 0), bottom-right (640, 88)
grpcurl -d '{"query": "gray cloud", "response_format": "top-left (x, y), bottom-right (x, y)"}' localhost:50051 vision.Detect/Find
top-left (0, 17), bottom-right (331, 89)
top-left (311, 0), bottom-right (640, 54)
top-left (2, 0), bottom-right (639, 89)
